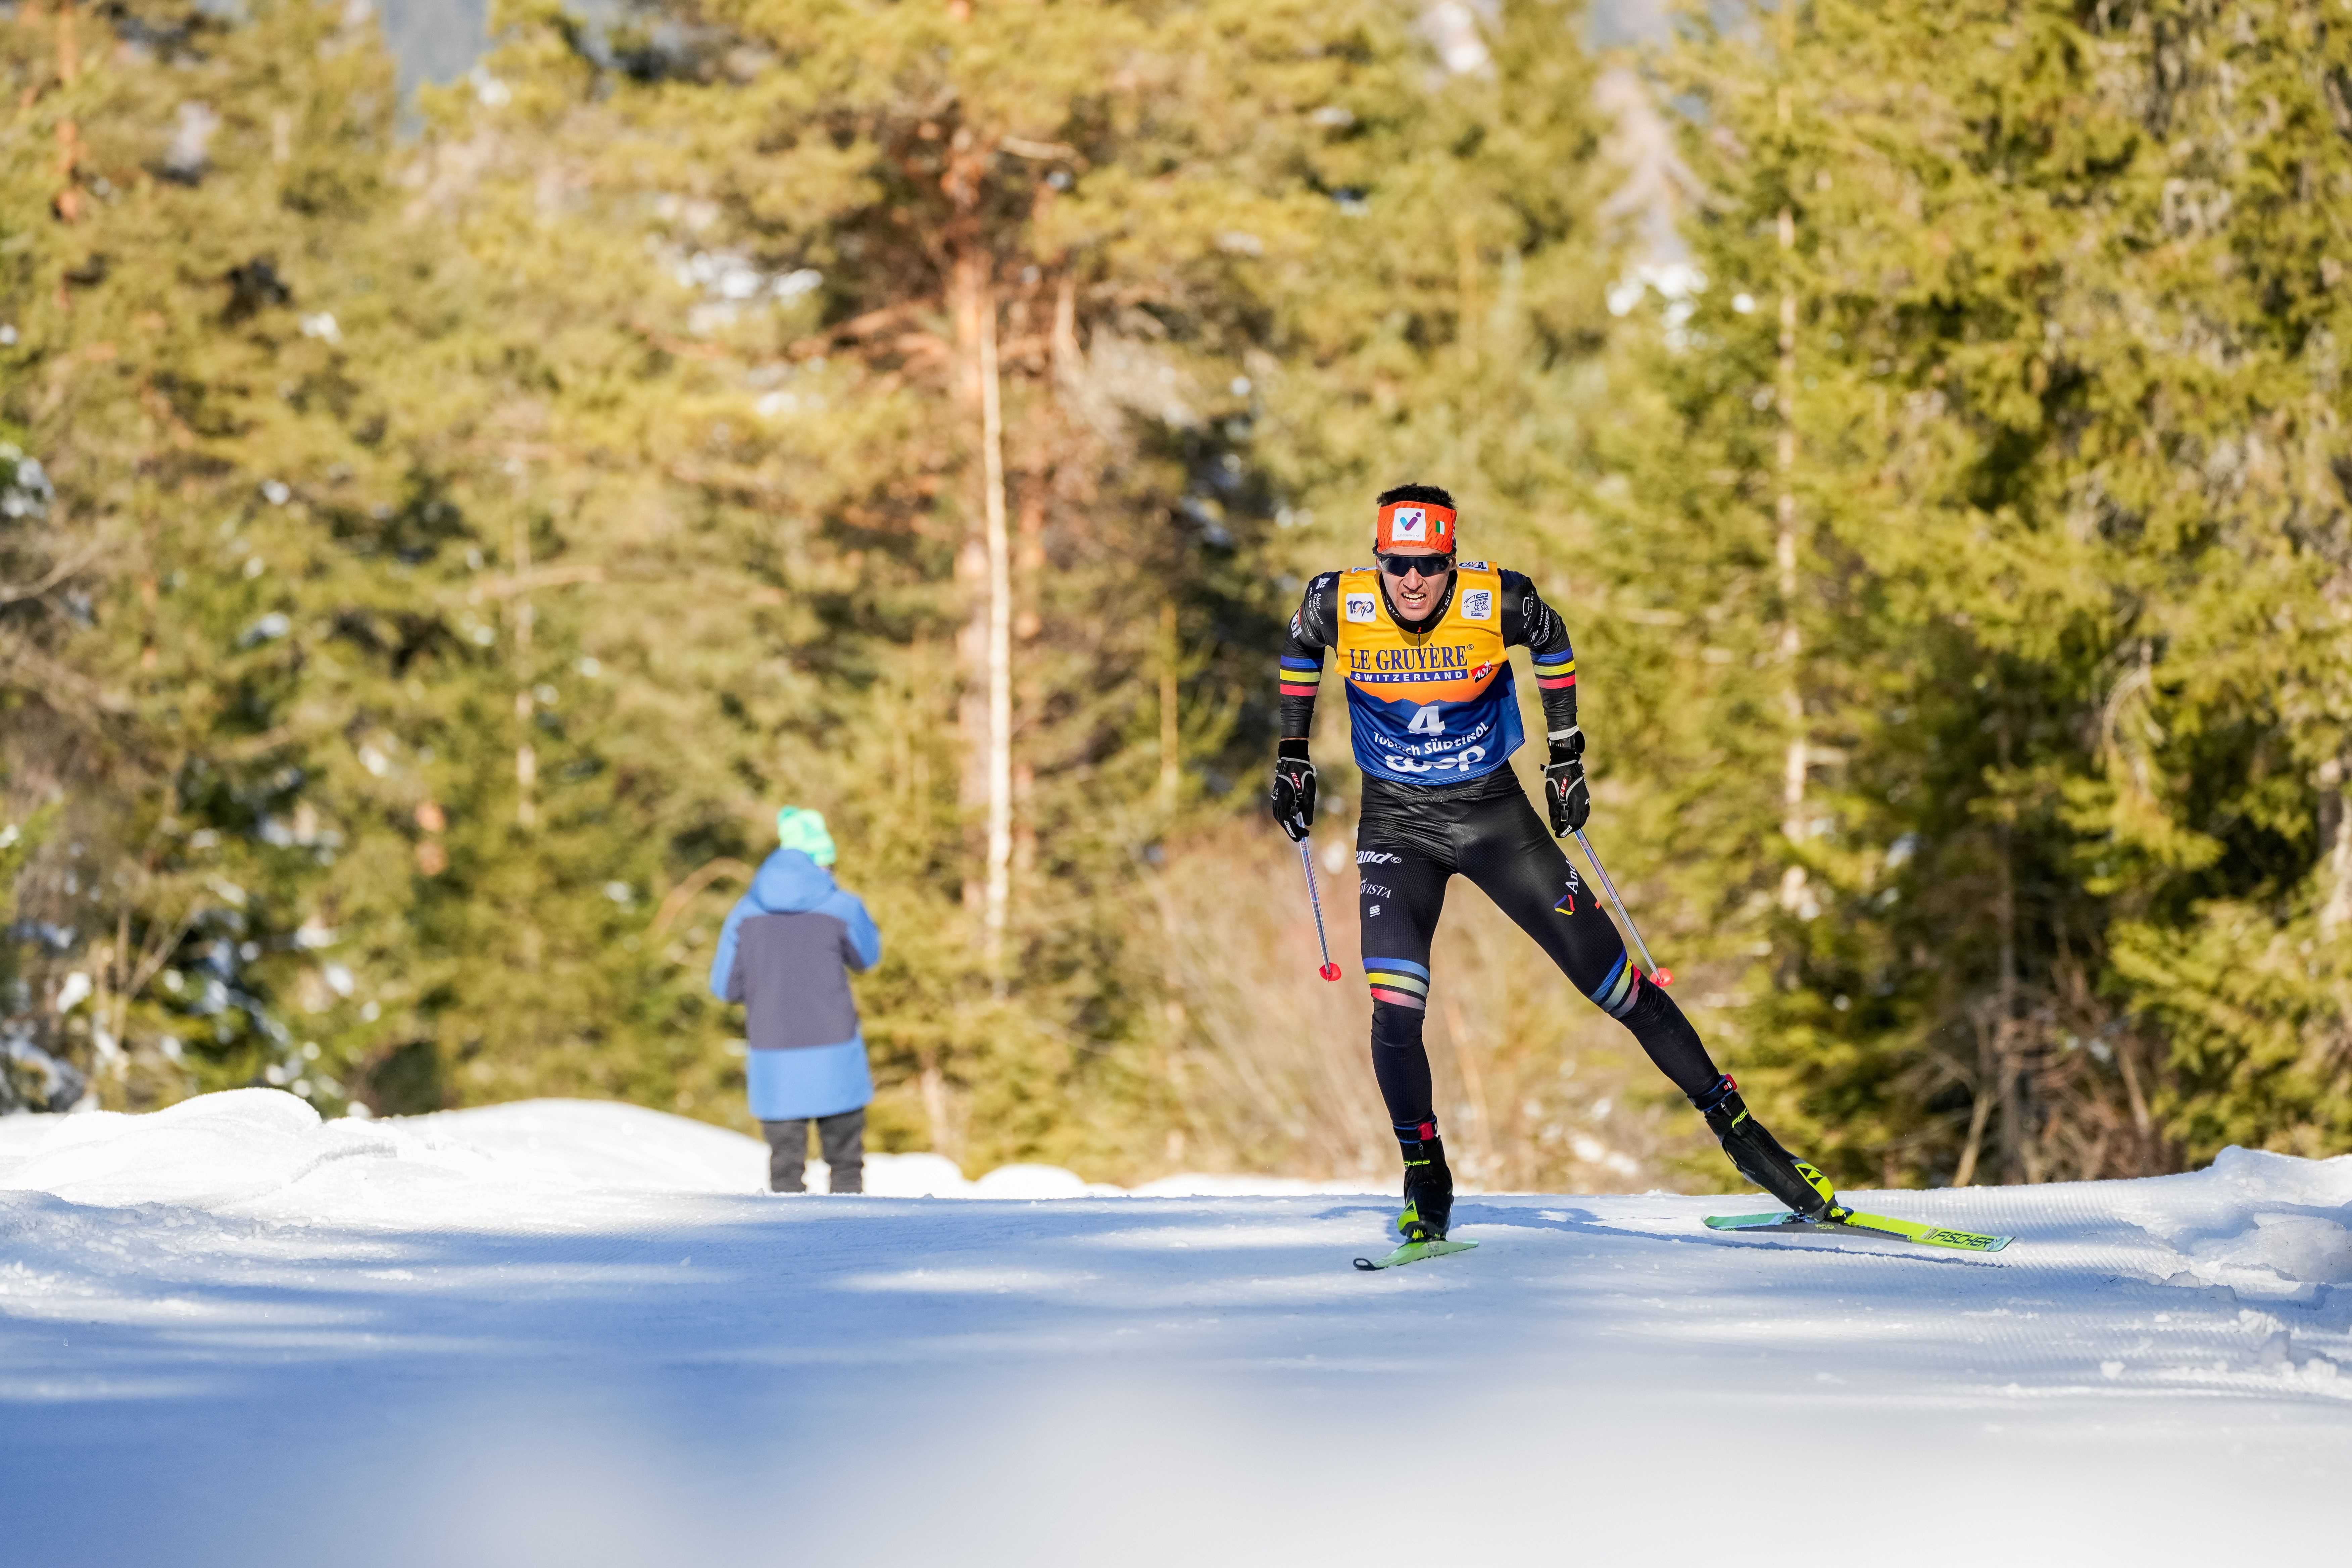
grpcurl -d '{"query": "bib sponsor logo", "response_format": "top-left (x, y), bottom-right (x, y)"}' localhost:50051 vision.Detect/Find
top-left (1389, 507), bottom-right (1427, 541)
top-left (1347, 643), bottom-right (1477, 675)
top-left (1461, 587), bottom-right (1492, 621)
top-left (1372, 743), bottom-right (1489, 775)
top-left (1345, 593), bottom-right (1378, 624)
top-left (1359, 883), bottom-right (1393, 900)
top-left (1470, 661), bottom-right (1493, 683)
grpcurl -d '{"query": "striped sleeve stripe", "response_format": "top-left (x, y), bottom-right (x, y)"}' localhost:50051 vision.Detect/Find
top-left (1280, 681), bottom-right (1320, 697)
top-left (1532, 652), bottom-right (1576, 669)
top-left (1369, 986), bottom-right (1427, 1010)
top-left (1364, 970), bottom-right (1429, 996)
top-left (1281, 656), bottom-right (1323, 672)
top-left (1535, 672), bottom-right (1577, 690)
top-left (1365, 956), bottom-right (1430, 979)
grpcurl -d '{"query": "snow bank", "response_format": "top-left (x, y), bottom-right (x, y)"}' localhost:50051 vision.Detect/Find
top-left (402, 1098), bottom-right (767, 1193)
top-left (2113, 1144), bottom-right (2352, 1295)
top-left (0, 1090), bottom-right (1371, 1213)
top-left (0, 1089), bottom-right (400, 1210)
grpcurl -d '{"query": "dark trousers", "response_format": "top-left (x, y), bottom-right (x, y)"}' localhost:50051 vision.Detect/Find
top-left (1356, 782), bottom-right (1721, 1133)
top-left (761, 1109), bottom-right (865, 1194)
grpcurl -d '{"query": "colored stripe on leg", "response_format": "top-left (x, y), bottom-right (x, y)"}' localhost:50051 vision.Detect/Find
top-left (1590, 952), bottom-right (1642, 1018)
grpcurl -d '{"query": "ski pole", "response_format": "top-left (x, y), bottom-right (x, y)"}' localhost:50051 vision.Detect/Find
top-left (1297, 838), bottom-right (1342, 982)
top-left (1572, 828), bottom-right (1672, 987)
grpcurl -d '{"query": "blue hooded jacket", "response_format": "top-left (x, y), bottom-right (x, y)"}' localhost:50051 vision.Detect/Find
top-left (709, 848), bottom-right (882, 1120)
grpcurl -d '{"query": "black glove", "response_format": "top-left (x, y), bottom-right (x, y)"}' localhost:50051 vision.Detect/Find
top-left (1544, 728), bottom-right (1589, 837)
top-left (1270, 738), bottom-right (1317, 842)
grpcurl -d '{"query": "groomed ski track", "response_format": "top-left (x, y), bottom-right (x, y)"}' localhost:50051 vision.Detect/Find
top-left (3, 1093), bottom-right (2346, 1566)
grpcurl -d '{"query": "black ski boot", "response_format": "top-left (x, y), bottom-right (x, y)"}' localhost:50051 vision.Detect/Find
top-left (1397, 1135), bottom-right (1454, 1243)
top-left (1690, 1075), bottom-right (1844, 1221)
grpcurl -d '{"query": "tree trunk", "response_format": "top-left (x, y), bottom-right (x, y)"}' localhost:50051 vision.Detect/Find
top-left (53, 1), bottom-right (81, 227)
top-left (1772, 20), bottom-right (1807, 915)
top-left (1159, 599), bottom-right (1181, 815)
top-left (1990, 713), bottom-right (2036, 1183)
top-left (920, 1054), bottom-right (959, 1165)
top-left (949, 232), bottom-right (1015, 985)
top-left (2319, 758), bottom-right (2352, 937)
top-left (953, 252), bottom-right (989, 924)
top-left (511, 516), bottom-right (536, 829)
top-left (1455, 212), bottom-right (1479, 475)
top-left (978, 273), bottom-right (1013, 990)
top-left (1995, 812), bottom-right (2024, 1183)
top-left (1954, 1010), bottom-right (1995, 1187)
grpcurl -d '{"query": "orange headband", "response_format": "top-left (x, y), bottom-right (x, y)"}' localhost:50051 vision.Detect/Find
top-left (1376, 501), bottom-right (1456, 551)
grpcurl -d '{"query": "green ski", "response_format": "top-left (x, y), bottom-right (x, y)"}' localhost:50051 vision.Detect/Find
top-left (1703, 1208), bottom-right (2012, 1253)
top-left (1354, 1238), bottom-right (1479, 1270)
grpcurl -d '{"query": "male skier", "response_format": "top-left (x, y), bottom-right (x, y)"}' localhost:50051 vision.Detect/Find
top-left (1270, 484), bottom-right (1839, 1244)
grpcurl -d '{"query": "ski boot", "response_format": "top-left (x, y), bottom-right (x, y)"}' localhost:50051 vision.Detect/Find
top-left (1690, 1075), bottom-right (1846, 1222)
top-left (1397, 1134), bottom-right (1454, 1243)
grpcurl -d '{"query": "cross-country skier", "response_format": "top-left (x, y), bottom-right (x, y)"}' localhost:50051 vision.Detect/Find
top-left (1270, 484), bottom-right (1839, 1245)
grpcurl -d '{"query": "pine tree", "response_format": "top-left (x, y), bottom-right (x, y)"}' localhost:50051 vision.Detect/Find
top-left (0, 0), bottom-right (454, 1111)
top-left (1639, 0), bottom-right (2352, 1184)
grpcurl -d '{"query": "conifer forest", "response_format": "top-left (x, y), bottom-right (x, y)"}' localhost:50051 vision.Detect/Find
top-left (5, 0), bottom-right (2350, 1193)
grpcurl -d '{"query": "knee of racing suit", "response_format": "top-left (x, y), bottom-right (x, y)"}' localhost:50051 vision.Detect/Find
top-left (1370, 999), bottom-right (1427, 1052)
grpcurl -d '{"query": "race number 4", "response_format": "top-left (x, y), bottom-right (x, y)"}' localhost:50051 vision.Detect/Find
top-left (1407, 704), bottom-right (1446, 736)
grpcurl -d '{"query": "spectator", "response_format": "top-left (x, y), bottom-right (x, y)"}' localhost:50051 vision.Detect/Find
top-left (709, 807), bottom-right (882, 1193)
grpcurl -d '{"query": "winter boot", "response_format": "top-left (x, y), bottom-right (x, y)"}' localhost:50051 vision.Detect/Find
top-left (1396, 1133), bottom-right (1455, 1243)
top-left (1690, 1075), bottom-right (1844, 1221)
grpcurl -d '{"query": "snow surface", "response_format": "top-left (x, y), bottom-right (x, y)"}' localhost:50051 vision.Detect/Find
top-left (3, 1090), bottom-right (2348, 1566)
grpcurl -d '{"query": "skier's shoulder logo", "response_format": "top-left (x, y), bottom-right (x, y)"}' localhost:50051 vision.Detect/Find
top-left (1345, 592), bottom-right (1378, 624)
top-left (1460, 587), bottom-right (1493, 622)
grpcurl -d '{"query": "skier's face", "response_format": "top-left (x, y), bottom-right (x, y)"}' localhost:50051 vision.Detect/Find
top-left (1378, 547), bottom-right (1453, 620)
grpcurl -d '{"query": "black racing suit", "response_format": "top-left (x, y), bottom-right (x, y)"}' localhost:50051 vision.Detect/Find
top-left (1280, 568), bottom-right (1721, 1149)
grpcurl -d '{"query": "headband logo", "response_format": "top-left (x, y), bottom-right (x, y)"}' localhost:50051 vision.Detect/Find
top-left (1389, 506), bottom-right (1427, 541)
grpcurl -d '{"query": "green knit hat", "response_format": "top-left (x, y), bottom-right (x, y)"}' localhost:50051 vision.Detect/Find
top-left (775, 806), bottom-right (836, 866)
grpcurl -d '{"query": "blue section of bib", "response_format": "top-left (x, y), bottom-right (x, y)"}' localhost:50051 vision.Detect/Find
top-left (1343, 666), bottom-right (1523, 785)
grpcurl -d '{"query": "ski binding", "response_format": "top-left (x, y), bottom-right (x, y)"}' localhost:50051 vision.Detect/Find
top-left (1355, 1237), bottom-right (1479, 1270)
top-left (1703, 1208), bottom-right (2012, 1253)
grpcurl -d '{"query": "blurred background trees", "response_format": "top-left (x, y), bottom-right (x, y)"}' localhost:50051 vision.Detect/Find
top-left (4, 0), bottom-right (2347, 1190)
top-left (1647, 0), bottom-right (2352, 1186)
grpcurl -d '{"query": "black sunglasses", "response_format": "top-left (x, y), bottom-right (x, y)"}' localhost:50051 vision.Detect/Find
top-left (1378, 552), bottom-right (1456, 578)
